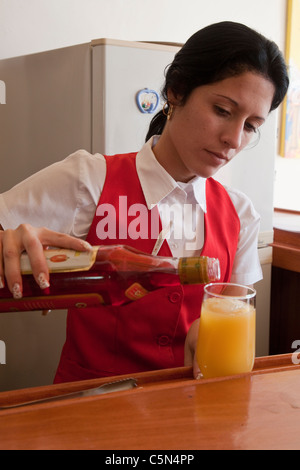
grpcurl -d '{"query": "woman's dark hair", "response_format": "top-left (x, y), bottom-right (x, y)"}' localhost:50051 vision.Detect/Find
top-left (146, 21), bottom-right (289, 140)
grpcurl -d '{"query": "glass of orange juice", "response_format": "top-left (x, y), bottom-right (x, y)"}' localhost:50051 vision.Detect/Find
top-left (196, 283), bottom-right (256, 379)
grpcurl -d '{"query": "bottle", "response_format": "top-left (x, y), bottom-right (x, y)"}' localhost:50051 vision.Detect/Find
top-left (0, 245), bottom-right (220, 312)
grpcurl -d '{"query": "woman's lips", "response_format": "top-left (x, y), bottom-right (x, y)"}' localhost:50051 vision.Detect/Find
top-left (206, 149), bottom-right (229, 163)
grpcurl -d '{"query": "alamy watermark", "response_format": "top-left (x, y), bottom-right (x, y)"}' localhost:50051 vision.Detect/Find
top-left (95, 196), bottom-right (202, 251)
top-left (0, 80), bottom-right (6, 104)
top-left (0, 340), bottom-right (6, 365)
top-left (291, 340), bottom-right (300, 365)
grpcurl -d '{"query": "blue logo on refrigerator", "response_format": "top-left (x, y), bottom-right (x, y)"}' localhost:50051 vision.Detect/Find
top-left (136, 88), bottom-right (160, 114)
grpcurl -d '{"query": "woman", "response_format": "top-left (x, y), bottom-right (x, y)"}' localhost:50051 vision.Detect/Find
top-left (0, 22), bottom-right (289, 382)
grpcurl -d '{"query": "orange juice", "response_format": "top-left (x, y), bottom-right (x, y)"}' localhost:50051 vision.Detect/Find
top-left (196, 297), bottom-right (256, 378)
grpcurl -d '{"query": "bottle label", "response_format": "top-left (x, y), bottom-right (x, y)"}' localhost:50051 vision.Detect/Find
top-left (20, 247), bottom-right (99, 274)
top-left (125, 283), bottom-right (149, 301)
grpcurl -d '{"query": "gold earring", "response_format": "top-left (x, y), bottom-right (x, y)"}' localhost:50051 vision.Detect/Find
top-left (163, 102), bottom-right (174, 120)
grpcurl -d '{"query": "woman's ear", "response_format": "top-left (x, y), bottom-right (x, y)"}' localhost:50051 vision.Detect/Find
top-left (167, 89), bottom-right (183, 107)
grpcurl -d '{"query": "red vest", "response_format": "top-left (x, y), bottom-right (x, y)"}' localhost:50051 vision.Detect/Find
top-left (54, 152), bottom-right (240, 383)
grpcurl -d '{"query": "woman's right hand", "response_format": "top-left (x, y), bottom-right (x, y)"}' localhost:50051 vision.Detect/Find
top-left (0, 224), bottom-right (92, 299)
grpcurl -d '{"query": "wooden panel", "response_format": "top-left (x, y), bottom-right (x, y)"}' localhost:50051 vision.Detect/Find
top-left (0, 355), bottom-right (300, 450)
top-left (270, 267), bottom-right (300, 355)
top-left (272, 228), bottom-right (300, 273)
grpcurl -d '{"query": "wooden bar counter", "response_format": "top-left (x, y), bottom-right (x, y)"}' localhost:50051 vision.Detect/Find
top-left (0, 354), bottom-right (300, 450)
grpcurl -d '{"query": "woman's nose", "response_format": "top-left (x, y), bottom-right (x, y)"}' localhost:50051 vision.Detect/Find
top-left (221, 122), bottom-right (244, 149)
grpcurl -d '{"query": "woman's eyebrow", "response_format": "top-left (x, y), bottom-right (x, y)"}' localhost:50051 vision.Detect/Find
top-left (214, 94), bottom-right (266, 122)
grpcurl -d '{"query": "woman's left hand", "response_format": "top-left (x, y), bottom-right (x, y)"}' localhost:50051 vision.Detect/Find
top-left (184, 319), bottom-right (202, 379)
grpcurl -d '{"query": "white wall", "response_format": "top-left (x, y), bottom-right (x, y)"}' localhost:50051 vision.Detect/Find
top-left (274, 156), bottom-right (300, 212)
top-left (0, 0), bottom-right (286, 60)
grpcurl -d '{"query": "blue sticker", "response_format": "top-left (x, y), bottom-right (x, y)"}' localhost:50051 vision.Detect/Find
top-left (136, 88), bottom-right (160, 114)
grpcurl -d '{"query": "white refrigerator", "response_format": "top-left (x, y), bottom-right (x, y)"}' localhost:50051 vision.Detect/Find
top-left (0, 39), bottom-right (274, 391)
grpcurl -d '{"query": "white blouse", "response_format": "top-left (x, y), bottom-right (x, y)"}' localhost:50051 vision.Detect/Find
top-left (0, 138), bottom-right (263, 286)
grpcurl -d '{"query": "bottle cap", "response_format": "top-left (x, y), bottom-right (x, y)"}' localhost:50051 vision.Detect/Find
top-left (178, 257), bottom-right (220, 284)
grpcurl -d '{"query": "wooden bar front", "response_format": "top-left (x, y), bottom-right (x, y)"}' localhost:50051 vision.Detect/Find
top-left (0, 354), bottom-right (300, 450)
top-left (270, 228), bottom-right (300, 354)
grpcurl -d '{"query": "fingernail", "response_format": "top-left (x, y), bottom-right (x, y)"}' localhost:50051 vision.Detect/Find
top-left (0, 276), bottom-right (5, 289)
top-left (12, 283), bottom-right (22, 299)
top-left (42, 310), bottom-right (52, 316)
top-left (196, 372), bottom-right (204, 380)
top-left (81, 241), bottom-right (93, 251)
top-left (37, 273), bottom-right (50, 290)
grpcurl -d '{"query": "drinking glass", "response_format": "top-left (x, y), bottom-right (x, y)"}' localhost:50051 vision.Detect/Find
top-left (196, 283), bottom-right (256, 379)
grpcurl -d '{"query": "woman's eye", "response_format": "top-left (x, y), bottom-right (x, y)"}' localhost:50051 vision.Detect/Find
top-left (214, 105), bottom-right (258, 134)
top-left (214, 105), bottom-right (230, 116)
top-left (245, 122), bottom-right (258, 133)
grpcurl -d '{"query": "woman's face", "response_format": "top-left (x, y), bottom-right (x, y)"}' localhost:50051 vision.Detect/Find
top-left (154, 71), bottom-right (275, 181)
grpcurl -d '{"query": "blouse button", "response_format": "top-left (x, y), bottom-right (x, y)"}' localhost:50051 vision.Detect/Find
top-left (157, 335), bottom-right (171, 346)
top-left (168, 292), bottom-right (182, 303)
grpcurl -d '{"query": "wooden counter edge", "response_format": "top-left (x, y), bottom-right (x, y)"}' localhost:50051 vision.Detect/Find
top-left (273, 228), bottom-right (300, 248)
top-left (0, 354), bottom-right (298, 410)
top-left (272, 243), bottom-right (300, 272)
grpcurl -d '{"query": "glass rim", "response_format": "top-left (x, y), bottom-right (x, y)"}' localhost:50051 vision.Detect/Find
top-left (204, 282), bottom-right (256, 300)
